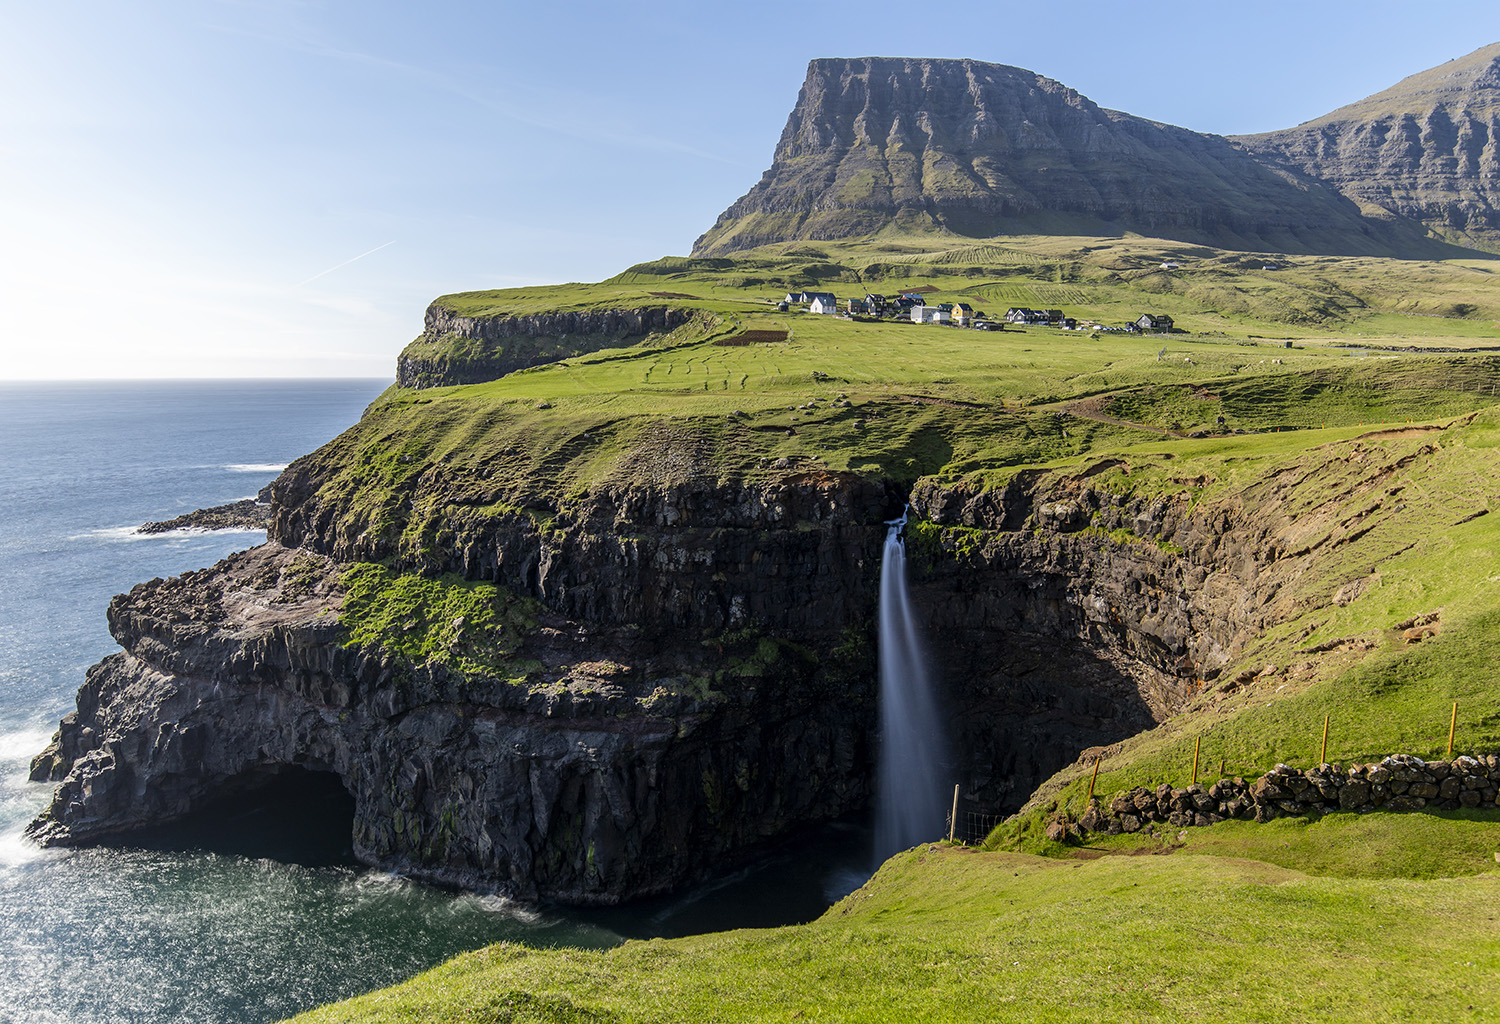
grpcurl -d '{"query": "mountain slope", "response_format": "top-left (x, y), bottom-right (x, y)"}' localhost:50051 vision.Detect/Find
top-left (693, 57), bottom-right (1437, 258)
top-left (1235, 42), bottom-right (1500, 248)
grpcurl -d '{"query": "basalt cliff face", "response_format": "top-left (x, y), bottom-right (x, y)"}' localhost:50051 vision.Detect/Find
top-left (1235, 43), bottom-right (1500, 250)
top-left (693, 57), bottom-right (1435, 258)
top-left (397, 304), bottom-right (698, 390)
top-left (27, 542), bottom-right (873, 904)
top-left (28, 401), bottom-right (1394, 900)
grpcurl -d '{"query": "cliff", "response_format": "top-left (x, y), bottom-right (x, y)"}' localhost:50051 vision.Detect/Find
top-left (396, 303), bottom-right (699, 389)
top-left (693, 57), bottom-right (1437, 258)
top-left (30, 399), bottom-right (1439, 899)
top-left (27, 542), bottom-right (873, 903)
top-left (1236, 42), bottom-right (1500, 250)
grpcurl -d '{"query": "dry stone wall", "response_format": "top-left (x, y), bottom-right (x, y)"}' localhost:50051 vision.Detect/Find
top-left (1070, 753), bottom-right (1500, 839)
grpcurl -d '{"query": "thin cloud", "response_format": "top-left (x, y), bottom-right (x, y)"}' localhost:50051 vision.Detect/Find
top-left (202, 22), bottom-right (740, 165)
top-left (297, 240), bottom-right (396, 287)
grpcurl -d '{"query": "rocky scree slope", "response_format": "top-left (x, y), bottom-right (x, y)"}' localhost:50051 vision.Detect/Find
top-left (693, 56), bottom-right (1430, 258)
top-left (1237, 42), bottom-right (1500, 250)
top-left (27, 402), bottom-right (1461, 900)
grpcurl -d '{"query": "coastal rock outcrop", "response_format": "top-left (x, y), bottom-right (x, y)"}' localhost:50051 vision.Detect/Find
top-left (28, 543), bottom-right (871, 904)
top-left (137, 484), bottom-right (275, 534)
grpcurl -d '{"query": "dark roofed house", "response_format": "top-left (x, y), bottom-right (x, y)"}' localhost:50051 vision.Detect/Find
top-left (1006, 307), bottom-right (1059, 325)
top-left (1135, 313), bottom-right (1174, 332)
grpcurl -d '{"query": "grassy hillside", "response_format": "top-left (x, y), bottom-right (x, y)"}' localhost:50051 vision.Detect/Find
top-left (288, 840), bottom-right (1500, 1023)
top-left (437, 235), bottom-right (1500, 343)
top-left (287, 234), bottom-right (1500, 1022)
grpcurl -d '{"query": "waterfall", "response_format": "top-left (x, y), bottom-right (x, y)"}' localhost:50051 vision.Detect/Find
top-left (874, 509), bottom-right (949, 862)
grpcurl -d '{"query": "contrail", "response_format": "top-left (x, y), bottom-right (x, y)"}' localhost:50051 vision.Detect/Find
top-left (298, 240), bottom-right (396, 286)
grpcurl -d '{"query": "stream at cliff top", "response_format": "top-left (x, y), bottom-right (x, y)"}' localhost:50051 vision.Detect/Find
top-left (0, 381), bottom-right (873, 1024)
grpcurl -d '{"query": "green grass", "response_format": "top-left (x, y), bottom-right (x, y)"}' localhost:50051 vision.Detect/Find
top-left (954, 411), bottom-right (1500, 868)
top-left (305, 309), bottom-right (1500, 560)
top-left (1074, 812), bottom-right (1500, 880)
top-left (340, 563), bottom-right (541, 682)
top-left (419, 235), bottom-right (1500, 351)
top-left (284, 846), bottom-right (1500, 1023)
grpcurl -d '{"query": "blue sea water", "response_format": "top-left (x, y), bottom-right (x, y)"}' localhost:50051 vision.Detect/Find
top-left (0, 380), bottom-right (870, 1024)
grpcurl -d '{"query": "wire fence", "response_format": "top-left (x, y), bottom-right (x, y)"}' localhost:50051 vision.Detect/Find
top-left (952, 810), bottom-right (1003, 846)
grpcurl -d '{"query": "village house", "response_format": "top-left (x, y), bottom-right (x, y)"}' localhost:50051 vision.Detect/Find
top-left (808, 293), bottom-right (838, 315)
top-left (847, 298), bottom-right (869, 315)
top-left (864, 294), bottom-right (888, 314)
top-left (911, 305), bottom-right (950, 324)
top-left (1135, 313), bottom-right (1174, 332)
top-left (1005, 307), bottom-right (1065, 326)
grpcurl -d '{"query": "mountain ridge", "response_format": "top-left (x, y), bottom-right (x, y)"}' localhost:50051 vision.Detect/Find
top-left (1235, 42), bottom-right (1500, 248)
top-left (695, 53), bottom-right (1496, 258)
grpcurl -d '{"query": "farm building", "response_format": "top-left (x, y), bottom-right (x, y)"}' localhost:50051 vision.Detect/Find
top-left (1135, 313), bottom-right (1175, 332)
top-left (808, 293), bottom-right (838, 315)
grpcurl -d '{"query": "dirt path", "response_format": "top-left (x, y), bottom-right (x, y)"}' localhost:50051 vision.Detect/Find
top-left (1061, 395), bottom-right (1182, 437)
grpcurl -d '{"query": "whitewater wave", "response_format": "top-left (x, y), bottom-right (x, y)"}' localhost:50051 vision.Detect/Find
top-left (68, 525), bottom-right (267, 543)
top-left (0, 728), bottom-right (54, 764)
top-left (466, 893), bottom-right (548, 925)
top-left (0, 828), bottom-right (58, 869)
top-left (224, 463), bottom-right (288, 473)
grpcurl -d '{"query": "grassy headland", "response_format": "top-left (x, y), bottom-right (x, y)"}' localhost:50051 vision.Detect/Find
top-left (287, 233), bottom-right (1500, 1022)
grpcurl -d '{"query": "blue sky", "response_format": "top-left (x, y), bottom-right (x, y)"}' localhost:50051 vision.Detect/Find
top-left (4, 0), bottom-right (1500, 378)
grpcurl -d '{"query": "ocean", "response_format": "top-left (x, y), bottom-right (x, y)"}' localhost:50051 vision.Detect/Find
top-left (0, 380), bottom-right (869, 1024)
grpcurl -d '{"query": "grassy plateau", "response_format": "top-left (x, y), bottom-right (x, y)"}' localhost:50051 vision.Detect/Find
top-left (288, 233), bottom-right (1500, 1022)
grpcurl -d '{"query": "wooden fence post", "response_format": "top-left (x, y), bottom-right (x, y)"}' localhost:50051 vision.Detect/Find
top-left (1192, 736), bottom-right (1201, 785)
top-left (1086, 756), bottom-right (1101, 802)
top-left (949, 784), bottom-right (959, 843)
top-left (1448, 702), bottom-right (1459, 759)
top-left (1320, 714), bottom-right (1330, 765)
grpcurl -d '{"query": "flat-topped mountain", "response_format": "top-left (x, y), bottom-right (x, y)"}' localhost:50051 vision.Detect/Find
top-left (693, 56), bottom-right (1439, 257)
top-left (1235, 42), bottom-right (1500, 248)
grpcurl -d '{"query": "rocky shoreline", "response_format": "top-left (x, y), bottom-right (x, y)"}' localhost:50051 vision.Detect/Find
top-left (137, 484), bottom-right (273, 534)
top-left (138, 498), bottom-right (271, 534)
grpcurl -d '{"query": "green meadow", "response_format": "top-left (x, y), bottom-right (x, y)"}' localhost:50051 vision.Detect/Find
top-left (289, 845), bottom-right (1500, 1023)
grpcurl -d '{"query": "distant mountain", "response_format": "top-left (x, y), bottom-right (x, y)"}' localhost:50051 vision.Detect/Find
top-left (693, 56), bottom-right (1500, 260)
top-left (1234, 43), bottom-right (1500, 248)
top-left (693, 56), bottom-right (1472, 258)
